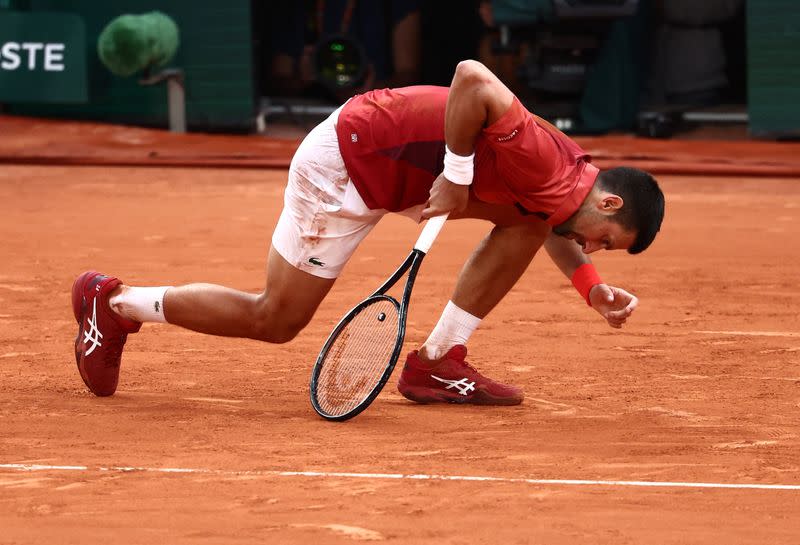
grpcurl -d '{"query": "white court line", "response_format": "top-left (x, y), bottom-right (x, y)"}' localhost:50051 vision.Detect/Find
top-left (1, 463), bottom-right (799, 491)
top-left (695, 330), bottom-right (800, 338)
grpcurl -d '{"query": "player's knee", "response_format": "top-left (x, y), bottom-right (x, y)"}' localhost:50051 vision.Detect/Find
top-left (259, 325), bottom-right (301, 344)
top-left (250, 315), bottom-right (307, 344)
top-left (250, 319), bottom-right (305, 344)
top-left (250, 296), bottom-right (311, 344)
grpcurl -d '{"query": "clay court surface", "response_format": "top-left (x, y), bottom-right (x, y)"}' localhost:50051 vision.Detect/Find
top-left (1, 162), bottom-right (799, 543)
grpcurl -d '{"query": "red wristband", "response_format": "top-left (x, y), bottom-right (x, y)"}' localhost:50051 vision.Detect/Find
top-left (571, 263), bottom-right (603, 306)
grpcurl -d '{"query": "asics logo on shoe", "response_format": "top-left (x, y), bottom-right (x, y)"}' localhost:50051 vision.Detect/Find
top-left (83, 298), bottom-right (104, 355)
top-left (431, 375), bottom-right (475, 396)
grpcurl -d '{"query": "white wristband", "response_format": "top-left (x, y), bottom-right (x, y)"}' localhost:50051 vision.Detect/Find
top-left (443, 145), bottom-right (475, 186)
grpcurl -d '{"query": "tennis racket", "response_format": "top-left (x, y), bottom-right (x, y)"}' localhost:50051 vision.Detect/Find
top-left (310, 213), bottom-right (449, 421)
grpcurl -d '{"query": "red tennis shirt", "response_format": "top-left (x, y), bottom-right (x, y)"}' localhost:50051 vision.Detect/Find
top-left (335, 85), bottom-right (599, 226)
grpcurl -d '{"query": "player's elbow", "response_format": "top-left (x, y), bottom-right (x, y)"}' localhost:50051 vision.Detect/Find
top-left (453, 59), bottom-right (492, 88)
top-left (455, 59), bottom-right (486, 75)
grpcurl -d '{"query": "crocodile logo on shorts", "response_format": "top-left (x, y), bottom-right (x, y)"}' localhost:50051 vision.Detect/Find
top-left (308, 257), bottom-right (325, 267)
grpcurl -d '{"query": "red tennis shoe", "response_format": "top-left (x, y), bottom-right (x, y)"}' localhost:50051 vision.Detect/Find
top-left (397, 345), bottom-right (524, 405)
top-left (72, 271), bottom-right (141, 396)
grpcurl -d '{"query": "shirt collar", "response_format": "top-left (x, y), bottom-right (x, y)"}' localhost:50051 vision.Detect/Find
top-left (546, 162), bottom-right (599, 227)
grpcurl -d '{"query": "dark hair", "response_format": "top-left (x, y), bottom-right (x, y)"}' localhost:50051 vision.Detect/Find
top-left (596, 167), bottom-right (664, 254)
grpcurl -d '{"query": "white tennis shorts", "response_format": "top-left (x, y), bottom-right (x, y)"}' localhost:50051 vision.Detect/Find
top-left (272, 105), bottom-right (424, 279)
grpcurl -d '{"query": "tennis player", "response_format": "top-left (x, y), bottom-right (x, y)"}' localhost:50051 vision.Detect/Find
top-left (72, 60), bottom-right (664, 404)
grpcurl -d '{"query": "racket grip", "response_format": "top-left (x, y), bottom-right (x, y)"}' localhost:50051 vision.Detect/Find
top-left (414, 213), bottom-right (449, 254)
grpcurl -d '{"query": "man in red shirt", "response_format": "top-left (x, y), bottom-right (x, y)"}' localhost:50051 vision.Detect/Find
top-left (72, 60), bottom-right (664, 406)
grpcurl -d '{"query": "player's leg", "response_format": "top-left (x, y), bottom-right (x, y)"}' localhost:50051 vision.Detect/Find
top-left (73, 202), bottom-right (375, 397)
top-left (447, 203), bottom-right (550, 320)
top-left (397, 197), bottom-right (549, 405)
top-left (72, 247), bottom-right (335, 397)
top-left (73, 101), bottom-right (378, 396)
top-left (422, 196), bottom-right (550, 355)
top-left (110, 245), bottom-right (335, 342)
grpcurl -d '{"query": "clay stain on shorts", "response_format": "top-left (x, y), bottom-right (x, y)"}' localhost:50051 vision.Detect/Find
top-left (307, 215), bottom-right (328, 247)
top-left (292, 166), bottom-right (341, 206)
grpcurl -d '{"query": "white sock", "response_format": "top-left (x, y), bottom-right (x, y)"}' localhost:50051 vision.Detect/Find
top-left (421, 300), bottom-right (482, 360)
top-left (109, 286), bottom-right (171, 323)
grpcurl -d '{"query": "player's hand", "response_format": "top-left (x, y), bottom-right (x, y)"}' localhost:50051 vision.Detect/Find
top-left (422, 174), bottom-right (469, 219)
top-left (589, 284), bottom-right (638, 329)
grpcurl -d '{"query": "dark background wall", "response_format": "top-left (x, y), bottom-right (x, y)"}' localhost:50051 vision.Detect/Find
top-left (747, 0), bottom-right (800, 137)
top-left (5, 0), bottom-right (255, 130)
top-left (2, 0), bottom-right (797, 137)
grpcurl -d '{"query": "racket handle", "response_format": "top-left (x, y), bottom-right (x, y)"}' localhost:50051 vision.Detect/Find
top-left (414, 213), bottom-right (449, 254)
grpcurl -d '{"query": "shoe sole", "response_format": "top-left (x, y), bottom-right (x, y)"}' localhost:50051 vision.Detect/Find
top-left (397, 382), bottom-right (523, 406)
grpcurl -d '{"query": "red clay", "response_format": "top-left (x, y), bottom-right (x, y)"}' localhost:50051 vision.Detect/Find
top-left (1, 164), bottom-right (799, 544)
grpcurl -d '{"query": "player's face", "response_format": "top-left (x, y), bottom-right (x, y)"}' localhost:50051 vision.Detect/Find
top-left (554, 215), bottom-right (636, 254)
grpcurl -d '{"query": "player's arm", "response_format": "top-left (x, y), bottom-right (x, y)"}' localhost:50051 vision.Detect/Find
top-left (422, 60), bottom-right (514, 219)
top-left (544, 232), bottom-right (638, 329)
top-left (444, 59), bottom-right (513, 153)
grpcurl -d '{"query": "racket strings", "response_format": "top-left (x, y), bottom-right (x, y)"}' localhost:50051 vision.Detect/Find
top-left (316, 299), bottom-right (400, 417)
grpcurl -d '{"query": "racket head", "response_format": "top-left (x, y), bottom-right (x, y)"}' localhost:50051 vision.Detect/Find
top-left (310, 294), bottom-right (405, 421)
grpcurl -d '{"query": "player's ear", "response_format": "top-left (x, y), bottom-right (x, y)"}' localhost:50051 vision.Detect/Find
top-left (598, 194), bottom-right (623, 213)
